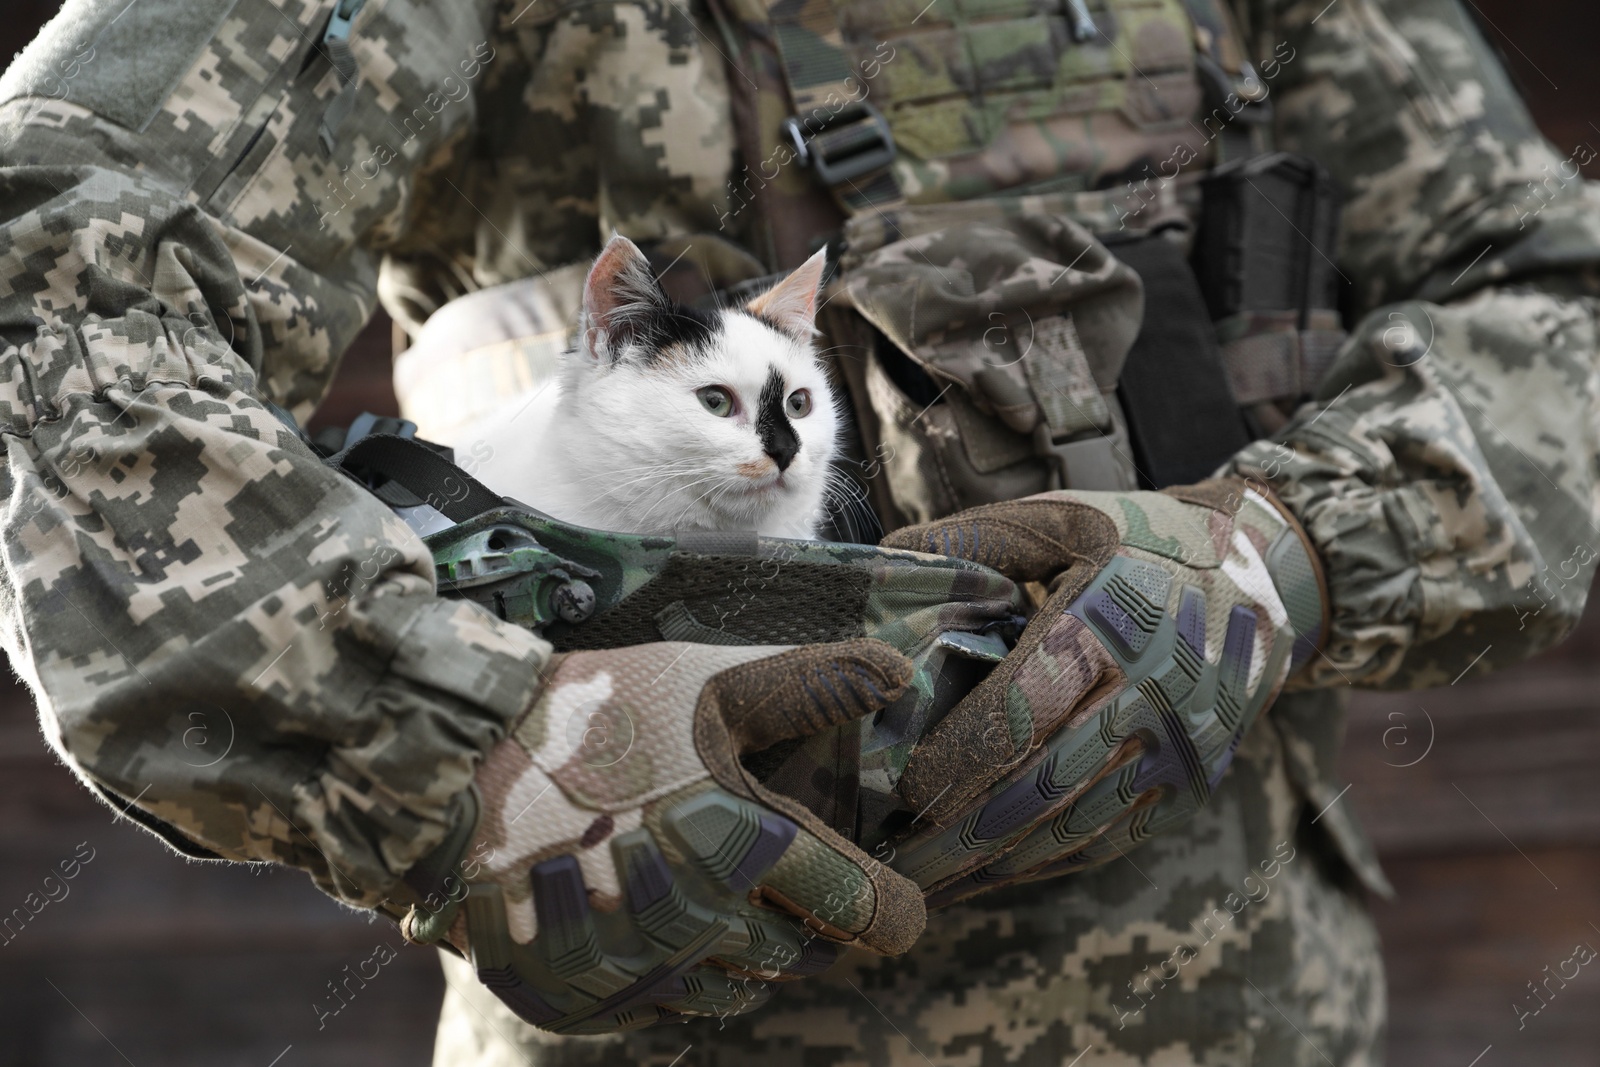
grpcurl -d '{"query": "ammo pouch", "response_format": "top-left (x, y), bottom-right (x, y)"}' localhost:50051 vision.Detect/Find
top-left (828, 195), bottom-right (1146, 529)
top-left (823, 154), bottom-right (1345, 527)
top-left (1194, 152), bottom-right (1346, 436)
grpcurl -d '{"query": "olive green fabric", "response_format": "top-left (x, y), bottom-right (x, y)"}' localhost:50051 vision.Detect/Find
top-left (835, 197), bottom-right (1148, 517)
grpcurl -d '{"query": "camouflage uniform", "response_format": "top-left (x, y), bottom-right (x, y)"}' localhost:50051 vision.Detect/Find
top-left (0, 0), bottom-right (1597, 1063)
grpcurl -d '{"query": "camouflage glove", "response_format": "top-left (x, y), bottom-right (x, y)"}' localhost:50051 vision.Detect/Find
top-left (412, 639), bottom-right (923, 1033)
top-left (880, 479), bottom-right (1327, 907)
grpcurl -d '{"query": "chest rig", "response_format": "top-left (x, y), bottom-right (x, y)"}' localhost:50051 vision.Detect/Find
top-left (699, 0), bottom-right (1342, 532)
top-left (679, 0), bottom-right (1378, 897)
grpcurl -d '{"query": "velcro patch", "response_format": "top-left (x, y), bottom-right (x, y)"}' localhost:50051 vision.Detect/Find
top-left (0, 0), bottom-right (240, 132)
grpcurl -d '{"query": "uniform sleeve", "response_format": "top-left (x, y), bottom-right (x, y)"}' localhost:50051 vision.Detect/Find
top-left (1224, 0), bottom-right (1600, 688)
top-left (377, 0), bottom-right (737, 334)
top-left (0, 0), bottom-right (552, 906)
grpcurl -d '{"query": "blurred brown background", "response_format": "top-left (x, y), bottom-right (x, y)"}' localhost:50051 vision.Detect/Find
top-left (3, 2), bottom-right (1600, 1064)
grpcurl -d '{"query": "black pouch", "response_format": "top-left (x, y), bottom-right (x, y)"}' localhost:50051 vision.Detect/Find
top-left (1108, 232), bottom-right (1250, 488)
top-left (1192, 153), bottom-right (1347, 435)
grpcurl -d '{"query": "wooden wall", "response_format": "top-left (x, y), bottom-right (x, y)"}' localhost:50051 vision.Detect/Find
top-left (3, 2), bottom-right (1600, 1064)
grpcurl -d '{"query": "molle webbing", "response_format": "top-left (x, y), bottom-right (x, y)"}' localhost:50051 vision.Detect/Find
top-left (709, 0), bottom-right (1267, 263)
top-left (767, 0), bottom-right (902, 213)
top-left (747, 0), bottom-right (1255, 221)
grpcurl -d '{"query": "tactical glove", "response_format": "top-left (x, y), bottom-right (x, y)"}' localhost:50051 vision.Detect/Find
top-left (880, 478), bottom-right (1327, 907)
top-left (406, 638), bottom-right (923, 1033)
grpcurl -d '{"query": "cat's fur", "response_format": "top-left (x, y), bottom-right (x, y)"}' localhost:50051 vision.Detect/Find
top-left (471, 236), bottom-right (840, 539)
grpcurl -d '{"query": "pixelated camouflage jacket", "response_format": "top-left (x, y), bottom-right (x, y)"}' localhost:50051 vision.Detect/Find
top-left (0, 0), bottom-right (1597, 912)
top-left (1223, 0), bottom-right (1600, 691)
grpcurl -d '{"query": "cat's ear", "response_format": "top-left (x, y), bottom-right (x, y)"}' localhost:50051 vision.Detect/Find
top-left (746, 247), bottom-right (828, 339)
top-left (581, 234), bottom-right (670, 362)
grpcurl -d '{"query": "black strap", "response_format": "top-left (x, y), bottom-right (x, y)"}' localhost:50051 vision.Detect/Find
top-left (1194, 153), bottom-right (1342, 326)
top-left (1109, 235), bottom-right (1250, 488)
top-left (329, 434), bottom-right (508, 523)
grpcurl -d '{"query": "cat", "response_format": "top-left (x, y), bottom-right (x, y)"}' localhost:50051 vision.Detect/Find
top-left (468, 235), bottom-right (842, 540)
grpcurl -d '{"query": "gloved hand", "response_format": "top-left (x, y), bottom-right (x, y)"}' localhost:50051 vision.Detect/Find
top-left (403, 638), bottom-right (923, 1033)
top-left (879, 478), bottom-right (1327, 907)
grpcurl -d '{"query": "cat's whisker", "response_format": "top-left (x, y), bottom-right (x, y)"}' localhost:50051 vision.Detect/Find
top-left (670, 476), bottom-right (742, 530)
top-left (563, 456), bottom-right (710, 511)
top-left (601, 468), bottom-right (711, 508)
top-left (818, 464), bottom-right (866, 500)
top-left (631, 470), bottom-right (725, 528)
top-left (567, 462), bottom-right (703, 490)
top-left (685, 469), bottom-right (752, 518)
top-left (568, 462), bottom-right (701, 485)
top-left (704, 474), bottom-right (748, 507)
top-left (811, 464), bottom-right (880, 542)
top-left (591, 476), bottom-right (697, 512)
top-left (568, 458), bottom-right (703, 475)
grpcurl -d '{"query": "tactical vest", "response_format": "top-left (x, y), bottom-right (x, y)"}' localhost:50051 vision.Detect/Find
top-left (657, 0), bottom-right (1379, 897)
top-left (691, 0), bottom-right (1343, 532)
top-left (388, 0), bottom-right (1386, 901)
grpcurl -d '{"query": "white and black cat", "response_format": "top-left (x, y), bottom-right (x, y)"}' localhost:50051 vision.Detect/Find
top-left (470, 235), bottom-right (841, 539)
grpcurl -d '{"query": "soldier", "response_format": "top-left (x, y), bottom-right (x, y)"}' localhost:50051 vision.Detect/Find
top-left (1, 1), bottom-right (1596, 1065)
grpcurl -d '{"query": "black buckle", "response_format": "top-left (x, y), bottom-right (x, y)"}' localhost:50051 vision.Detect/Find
top-left (780, 101), bottom-right (896, 188)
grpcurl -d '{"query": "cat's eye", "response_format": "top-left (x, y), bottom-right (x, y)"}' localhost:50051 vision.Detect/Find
top-left (697, 385), bottom-right (735, 417)
top-left (786, 389), bottom-right (813, 418)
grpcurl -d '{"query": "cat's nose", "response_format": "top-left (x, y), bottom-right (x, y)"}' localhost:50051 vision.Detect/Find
top-left (760, 405), bottom-right (801, 472)
top-left (766, 439), bottom-right (799, 472)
